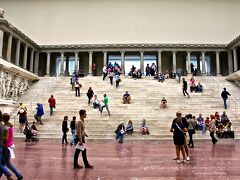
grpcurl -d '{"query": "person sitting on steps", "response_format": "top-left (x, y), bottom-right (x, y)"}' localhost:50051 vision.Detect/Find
top-left (123, 91), bottom-right (131, 104)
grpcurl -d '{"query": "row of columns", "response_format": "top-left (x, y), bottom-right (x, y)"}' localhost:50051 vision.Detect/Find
top-left (0, 29), bottom-right (238, 76)
top-left (0, 30), bottom-right (39, 75)
top-left (45, 50), bottom-right (229, 76)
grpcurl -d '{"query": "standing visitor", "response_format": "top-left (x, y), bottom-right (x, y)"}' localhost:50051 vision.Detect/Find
top-left (221, 88), bottom-right (231, 109)
top-left (74, 81), bottom-right (81, 97)
top-left (92, 63), bottom-right (97, 76)
top-left (209, 120), bottom-right (218, 144)
top-left (73, 110), bottom-right (94, 169)
top-left (170, 112), bottom-right (188, 164)
top-left (115, 74), bottom-right (120, 88)
top-left (62, 116), bottom-right (69, 144)
top-left (102, 66), bottom-right (108, 80)
top-left (70, 116), bottom-right (76, 145)
top-left (109, 71), bottom-right (114, 85)
top-left (48, 95), bottom-right (56, 116)
top-left (187, 114), bottom-right (196, 148)
top-left (176, 67), bottom-right (182, 83)
top-left (17, 109), bottom-right (27, 133)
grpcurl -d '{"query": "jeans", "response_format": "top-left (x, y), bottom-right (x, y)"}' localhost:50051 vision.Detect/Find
top-left (102, 105), bottom-right (110, 116)
top-left (62, 132), bottom-right (67, 144)
top-left (223, 98), bottom-right (227, 109)
top-left (201, 124), bottom-right (206, 133)
top-left (0, 146), bottom-right (12, 177)
top-left (177, 74), bottom-right (181, 83)
top-left (71, 130), bottom-right (76, 144)
top-left (50, 107), bottom-right (53, 116)
top-left (0, 147), bottom-right (22, 178)
top-left (115, 131), bottom-right (124, 143)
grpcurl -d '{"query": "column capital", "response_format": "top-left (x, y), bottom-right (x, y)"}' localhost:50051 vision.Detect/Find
top-left (120, 50), bottom-right (125, 54)
top-left (172, 50), bottom-right (177, 54)
top-left (201, 51), bottom-right (206, 54)
top-left (60, 51), bottom-right (65, 54)
top-left (46, 52), bottom-right (51, 55)
top-left (215, 50), bottom-right (221, 54)
top-left (74, 51), bottom-right (79, 54)
top-left (139, 50), bottom-right (144, 54)
top-left (88, 51), bottom-right (93, 54)
top-left (187, 51), bottom-right (191, 54)
top-left (157, 50), bottom-right (162, 53)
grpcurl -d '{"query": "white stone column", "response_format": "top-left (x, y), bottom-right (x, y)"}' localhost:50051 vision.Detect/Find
top-left (74, 51), bottom-right (79, 73)
top-left (30, 49), bottom-right (34, 72)
top-left (88, 51), bottom-right (93, 75)
top-left (233, 48), bottom-right (238, 72)
top-left (46, 52), bottom-right (51, 76)
top-left (157, 50), bottom-right (162, 73)
top-left (6, 34), bottom-right (12, 61)
top-left (140, 51), bottom-right (144, 74)
top-left (15, 40), bottom-right (20, 66)
top-left (23, 44), bottom-right (28, 69)
top-left (121, 51), bottom-right (125, 74)
top-left (201, 51), bottom-right (206, 74)
top-left (34, 52), bottom-right (39, 75)
top-left (0, 30), bottom-right (3, 58)
top-left (60, 52), bottom-right (64, 76)
top-left (103, 51), bottom-right (107, 67)
top-left (172, 51), bottom-right (177, 72)
top-left (187, 51), bottom-right (191, 74)
top-left (216, 51), bottom-right (220, 75)
top-left (228, 50), bottom-right (233, 74)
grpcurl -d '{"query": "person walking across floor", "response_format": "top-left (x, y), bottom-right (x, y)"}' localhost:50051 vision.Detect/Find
top-left (221, 88), bottom-right (231, 109)
top-left (2, 113), bottom-right (23, 180)
top-left (73, 109), bottom-right (94, 169)
top-left (0, 111), bottom-right (14, 180)
top-left (48, 95), bottom-right (56, 116)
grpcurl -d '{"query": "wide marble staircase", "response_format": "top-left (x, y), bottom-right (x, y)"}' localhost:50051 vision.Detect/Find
top-left (12, 75), bottom-right (240, 141)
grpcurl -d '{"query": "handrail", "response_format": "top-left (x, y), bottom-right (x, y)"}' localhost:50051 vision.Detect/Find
top-left (204, 73), bottom-right (240, 112)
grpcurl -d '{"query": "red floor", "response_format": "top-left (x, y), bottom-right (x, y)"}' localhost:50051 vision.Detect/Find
top-left (6, 139), bottom-right (240, 180)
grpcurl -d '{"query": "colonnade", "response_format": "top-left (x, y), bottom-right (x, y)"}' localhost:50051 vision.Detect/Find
top-left (0, 29), bottom-right (239, 76)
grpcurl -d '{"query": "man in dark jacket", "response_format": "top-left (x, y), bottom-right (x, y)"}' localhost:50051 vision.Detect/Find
top-left (221, 88), bottom-right (231, 109)
top-left (182, 78), bottom-right (190, 98)
top-left (115, 121), bottom-right (125, 143)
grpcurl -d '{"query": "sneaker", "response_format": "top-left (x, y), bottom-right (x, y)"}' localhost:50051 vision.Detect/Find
top-left (173, 157), bottom-right (178, 160)
top-left (186, 156), bottom-right (190, 161)
top-left (176, 160), bottom-right (181, 164)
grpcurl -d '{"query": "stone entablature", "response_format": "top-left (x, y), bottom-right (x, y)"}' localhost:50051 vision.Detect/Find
top-left (40, 43), bottom-right (227, 53)
top-left (228, 35), bottom-right (240, 50)
top-left (0, 18), bottom-right (40, 51)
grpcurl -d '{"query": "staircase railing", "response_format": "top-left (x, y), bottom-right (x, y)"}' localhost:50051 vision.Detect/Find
top-left (204, 73), bottom-right (240, 113)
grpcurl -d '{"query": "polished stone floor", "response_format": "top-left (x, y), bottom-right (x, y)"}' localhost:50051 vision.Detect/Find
top-left (7, 139), bottom-right (240, 180)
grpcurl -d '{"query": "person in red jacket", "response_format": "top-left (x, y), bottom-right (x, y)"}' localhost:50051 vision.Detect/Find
top-left (48, 95), bottom-right (56, 116)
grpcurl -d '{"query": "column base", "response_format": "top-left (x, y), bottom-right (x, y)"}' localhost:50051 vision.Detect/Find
top-left (44, 74), bottom-right (50, 77)
top-left (88, 73), bottom-right (93, 76)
